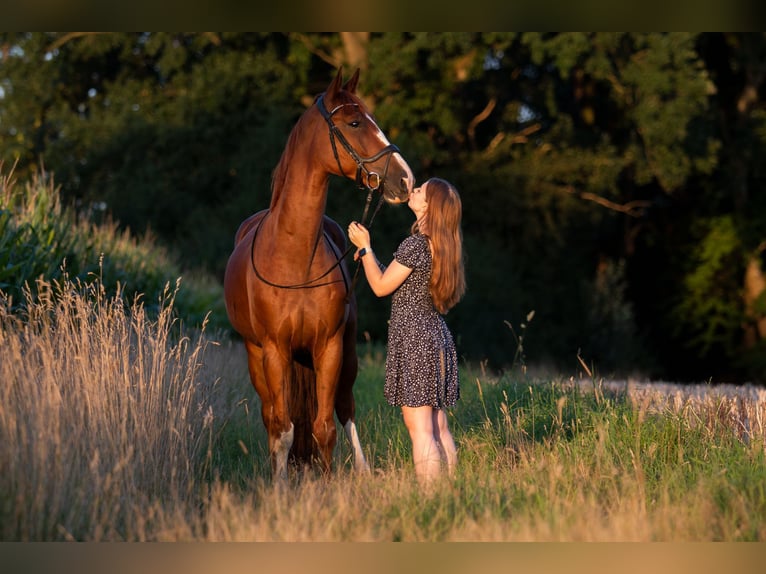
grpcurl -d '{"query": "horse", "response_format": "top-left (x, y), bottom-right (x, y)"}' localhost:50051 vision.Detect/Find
top-left (223, 69), bottom-right (414, 480)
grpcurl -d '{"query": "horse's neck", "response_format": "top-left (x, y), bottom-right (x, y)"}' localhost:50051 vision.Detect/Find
top-left (269, 168), bottom-right (329, 252)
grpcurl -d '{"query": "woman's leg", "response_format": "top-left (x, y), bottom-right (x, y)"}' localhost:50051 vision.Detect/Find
top-left (401, 405), bottom-right (442, 485)
top-left (432, 408), bottom-right (457, 477)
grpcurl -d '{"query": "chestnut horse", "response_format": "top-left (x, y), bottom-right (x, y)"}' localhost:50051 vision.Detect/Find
top-left (224, 69), bottom-right (413, 479)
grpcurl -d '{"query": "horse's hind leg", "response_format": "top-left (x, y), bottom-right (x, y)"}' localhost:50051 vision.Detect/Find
top-left (335, 320), bottom-right (370, 473)
top-left (247, 340), bottom-right (293, 481)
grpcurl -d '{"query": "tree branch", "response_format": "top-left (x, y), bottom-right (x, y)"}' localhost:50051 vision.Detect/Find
top-left (482, 124), bottom-right (542, 157)
top-left (564, 186), bottom-right (651, 217)
top-left (511, 123), bottom-right (542, 143)
top-left (46, 32), bottom-right (107, 54)
top-left (467, 98), bottom-right (496, 147)
top-left (340, 32), bottom-right (369, 71)
top-left (287, 33), bottom-right (341, 69)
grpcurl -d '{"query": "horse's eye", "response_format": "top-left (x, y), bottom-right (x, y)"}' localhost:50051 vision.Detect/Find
top-left (349, 120), bottom-right (361, 128)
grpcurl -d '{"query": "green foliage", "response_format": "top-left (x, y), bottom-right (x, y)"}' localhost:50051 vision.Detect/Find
top-left (519, 32), bottom-right (717, 193)
top-left (0, 166), bottom-right (226, 329)
top-left (583, 258), bottom-right (654, 374)
top-left (673, 215), bottom-right (744, 358)
top-left (0, 33), bottom-right (303, 279)
top-left (3, 32), bottom-right (766, 380)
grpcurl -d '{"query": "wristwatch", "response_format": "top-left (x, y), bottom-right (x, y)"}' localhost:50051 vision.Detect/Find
top-left (358, 247), bottom-right (370, 258)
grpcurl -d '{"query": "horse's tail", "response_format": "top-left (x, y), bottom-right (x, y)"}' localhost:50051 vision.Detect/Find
top-left (288, 358), bottom-right (318, 466)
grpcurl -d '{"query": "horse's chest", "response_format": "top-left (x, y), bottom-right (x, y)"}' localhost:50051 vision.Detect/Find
top-left (255, 287), bottom-right (347, 339)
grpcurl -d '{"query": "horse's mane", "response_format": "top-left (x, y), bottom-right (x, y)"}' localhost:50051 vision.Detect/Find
top-left (269, 89), bottom-right (366, 209)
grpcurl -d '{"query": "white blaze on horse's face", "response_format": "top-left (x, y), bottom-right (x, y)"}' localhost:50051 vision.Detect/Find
top-left (362, 112), bottom-right (413, 204)
top-left (366, 112), bottom-right (389, 147)
top-left (370, 112), bottom-right (414, 202)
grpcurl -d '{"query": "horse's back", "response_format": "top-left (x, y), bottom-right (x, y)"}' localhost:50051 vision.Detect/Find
top-left (234, 209), bottom-right (269, 246)
top-left (224, 210), bottom-right (268, 342)
top-left (321, 215), bottom-right (348, 254)
top-left (234, 211), bottom-right (344, 250)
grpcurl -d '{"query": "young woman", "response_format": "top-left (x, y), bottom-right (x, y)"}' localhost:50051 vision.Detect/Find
top-left (347, 177), bottom-right (466, 486)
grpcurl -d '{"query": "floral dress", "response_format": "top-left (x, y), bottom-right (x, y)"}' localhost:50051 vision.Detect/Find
top-left (383, 233), bottom-right (459, 408)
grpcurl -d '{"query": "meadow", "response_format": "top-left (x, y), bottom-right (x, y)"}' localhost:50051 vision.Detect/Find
top-left (1, 166), bottom-right (765, 542)
top-left (1, 273), bottom-right (765, 542)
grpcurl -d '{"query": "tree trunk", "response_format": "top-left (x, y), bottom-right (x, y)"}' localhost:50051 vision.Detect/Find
top-left (340, 33), bottom-right (369, 73)
top-left (743, 242), bottom-right (766, 348)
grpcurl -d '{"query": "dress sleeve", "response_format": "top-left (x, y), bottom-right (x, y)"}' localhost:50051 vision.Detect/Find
top-left (394, 235), bottom-right (427, 269)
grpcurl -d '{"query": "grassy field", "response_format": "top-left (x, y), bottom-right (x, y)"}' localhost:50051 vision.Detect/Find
top-left (1, 274), bottom-right (765, 542)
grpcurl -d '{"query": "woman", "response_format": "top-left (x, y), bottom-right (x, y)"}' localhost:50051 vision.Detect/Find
top-left (347, 177), bottom-right (466, 485)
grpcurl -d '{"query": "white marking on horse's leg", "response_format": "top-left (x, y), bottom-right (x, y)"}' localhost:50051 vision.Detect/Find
top-left (273, 422), bottom-right (294, 481)
top-left (344, 420), bottom-right (370, 473)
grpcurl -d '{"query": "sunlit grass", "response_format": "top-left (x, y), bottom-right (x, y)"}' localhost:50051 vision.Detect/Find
top-left (1, 274), bottom-right (765, 540)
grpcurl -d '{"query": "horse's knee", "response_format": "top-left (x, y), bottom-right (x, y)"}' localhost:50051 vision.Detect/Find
top-left (313, 419), bottom-right (337, 447)
top-left (312, 418), bottom-right (337, 468)
top-left (268, 418), bottom-right (293, 449)
top-left (270, 422), bottom-right (294, 480)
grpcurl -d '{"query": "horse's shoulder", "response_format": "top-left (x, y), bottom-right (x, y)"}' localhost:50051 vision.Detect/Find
top-left (234, 210), bottom-right (269, 245)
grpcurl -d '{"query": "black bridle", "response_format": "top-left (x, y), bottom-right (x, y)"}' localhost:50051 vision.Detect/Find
top-left (316, 93), bottom-right (401, 196)
top-left (250, 93), bottom-right (403, 292)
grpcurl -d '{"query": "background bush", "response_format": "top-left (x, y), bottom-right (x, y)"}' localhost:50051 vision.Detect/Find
top-left (0, 164), bottom-right (226, 330)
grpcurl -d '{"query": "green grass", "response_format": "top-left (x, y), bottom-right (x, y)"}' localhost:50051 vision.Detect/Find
top-left (1, 165), bottom-right (765, 541)
top-left (206, 336), bottom-right (766, 541)
top-left (1, 268), bottom-right (765, 540)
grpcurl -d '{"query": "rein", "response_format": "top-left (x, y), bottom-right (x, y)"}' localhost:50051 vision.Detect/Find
top-left (250, 216), bottom-right (351, 290)
top-left (249, 93), bottom-right (395, 293)
top-left (249, 197), bottom-right (385, 292)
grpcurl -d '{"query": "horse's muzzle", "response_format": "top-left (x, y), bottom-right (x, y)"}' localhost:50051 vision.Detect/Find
top-left (382, 159), bottom-right (413, 204)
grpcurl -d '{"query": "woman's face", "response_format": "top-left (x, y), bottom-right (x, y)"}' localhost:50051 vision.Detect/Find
top-left (408, 181), bottom-right (428, 216)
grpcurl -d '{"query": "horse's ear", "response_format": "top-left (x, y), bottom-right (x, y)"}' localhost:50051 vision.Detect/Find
top-left (343, 68), bottom-right (361, 94)
top-left (327, 68), bottom-right (344, 99)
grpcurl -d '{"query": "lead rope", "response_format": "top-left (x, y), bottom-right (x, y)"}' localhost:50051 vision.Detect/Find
top-left (347, 188), bottom-right (387, 299)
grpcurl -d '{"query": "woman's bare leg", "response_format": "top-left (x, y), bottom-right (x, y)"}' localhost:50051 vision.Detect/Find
top-left (402, 405), bottom-right (443, 486)
top-left (433, 408), bottom-right (457, 477)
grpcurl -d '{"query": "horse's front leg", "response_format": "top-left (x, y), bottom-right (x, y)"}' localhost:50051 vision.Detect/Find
top-left (312, 335), bottom-right (344, 473)
top-left (261, 341), bottom-right (294, 481)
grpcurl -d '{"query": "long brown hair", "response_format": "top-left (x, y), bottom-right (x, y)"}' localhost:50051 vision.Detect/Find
top-left (412, 177), bottom-right (466, 314)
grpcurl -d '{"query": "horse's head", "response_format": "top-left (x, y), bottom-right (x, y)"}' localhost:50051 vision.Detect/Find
top-left (316, 69), bottom-right (413, 204)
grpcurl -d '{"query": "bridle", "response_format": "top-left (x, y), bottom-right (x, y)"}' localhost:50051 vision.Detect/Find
top-left (316, 93), bottom-right (401, 226)
top-left (317, 93), bottom-right (401, 197)
top-left (250, 93), bottom-right (404, 292)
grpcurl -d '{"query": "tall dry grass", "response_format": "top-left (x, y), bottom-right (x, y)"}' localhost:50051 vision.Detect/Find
top-left (0, 275), bottom-right (220, 540)
top-left (1, 272), bottom-right (765, 540)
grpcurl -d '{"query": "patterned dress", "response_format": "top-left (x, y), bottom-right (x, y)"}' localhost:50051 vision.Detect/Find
top-left (383, 233), bottom-right (460, 408)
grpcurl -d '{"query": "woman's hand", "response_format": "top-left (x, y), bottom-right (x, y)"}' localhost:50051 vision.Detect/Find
top-left (347, 221), bottom-right (371, 252)
top-left (347, 220), bottom-right (412, 296)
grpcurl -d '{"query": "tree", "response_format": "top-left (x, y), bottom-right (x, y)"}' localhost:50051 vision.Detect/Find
top-left (1, 33), bottom-right (307, 278)
top-left (3, 32), bottom-right (766, 381)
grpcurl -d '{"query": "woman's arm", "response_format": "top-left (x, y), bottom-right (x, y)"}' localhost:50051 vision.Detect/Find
top-left (359, 250), bottom-right (412, 297)
top-left (348, 221), bottom-right (412, 297)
